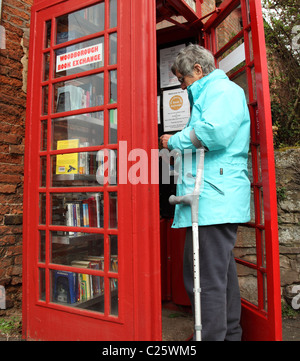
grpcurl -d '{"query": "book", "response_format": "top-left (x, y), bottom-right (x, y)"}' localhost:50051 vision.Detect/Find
top-left (79, 142), bottom-right (89, 175)
top-left (56, 85), bottom-right (84, 112)
top-left (56, 139), bottom-right (79, 174)
top-left (71, 259), bottom-right (103, 301)
top-left (110, 255), bottom-right (118, 273)
top-left (66, 203), bottom-right (74, 235)
top-left (53, 270), bottom-right (77, 304)
top-left (87, 196), bottom-right (97, 227)
top-left (64, 193), bottom-right (103, 231)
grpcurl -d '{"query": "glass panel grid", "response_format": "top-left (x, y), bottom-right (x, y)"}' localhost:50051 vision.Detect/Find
top-left (38, 1), bottom-right (119, 317)
top-left (215, 4), bottom-right (243, 52)
top-left (56, 3), bottom-right (105, 45)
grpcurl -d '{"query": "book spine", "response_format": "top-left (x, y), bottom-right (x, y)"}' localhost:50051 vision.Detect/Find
top-left (66, 203), bottom-right (74, 235)
top-left (95, 194), bottom-right (101, 228)
top-left (79, 142), bottom-right (89, 175)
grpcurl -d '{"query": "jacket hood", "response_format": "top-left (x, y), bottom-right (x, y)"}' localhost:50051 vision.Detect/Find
top-left (187, 69), bottom-right (228, 106)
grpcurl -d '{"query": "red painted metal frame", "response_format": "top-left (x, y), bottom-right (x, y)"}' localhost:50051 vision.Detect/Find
top-left (166, 0), bottom-right (200, 19)
top-left (203, 0), bottom-right (282, 341)
top-left (23, 0), bottom-right (161, 341)
top-left (23, 0), bottom-right (281, 341)
top-left (128, 0), bottom-right (161, 341)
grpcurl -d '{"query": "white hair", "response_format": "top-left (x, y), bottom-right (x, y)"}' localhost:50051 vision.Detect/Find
top-left (171, 44), bottom-right (216, 76)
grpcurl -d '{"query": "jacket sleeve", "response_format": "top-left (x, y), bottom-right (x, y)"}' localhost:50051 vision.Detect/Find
top-left (168, 82), bottom-right (246, 152)
top-left (167, 125), bottom-right (205, 151)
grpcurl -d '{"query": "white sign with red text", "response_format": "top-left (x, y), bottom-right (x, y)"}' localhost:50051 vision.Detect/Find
top-left (56, 43), bottom-right (103, 73)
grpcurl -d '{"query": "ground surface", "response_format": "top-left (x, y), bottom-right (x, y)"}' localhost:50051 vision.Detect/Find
top-left (161, 306), bottom-right (300, 341)
top-left (1, 308), bottom-right (299, 341)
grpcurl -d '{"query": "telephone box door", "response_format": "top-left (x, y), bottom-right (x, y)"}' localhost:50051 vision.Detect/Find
top-left (23, 0), bottom-right (160, 341)
top-left (203, 0), bottom-right (282, 341)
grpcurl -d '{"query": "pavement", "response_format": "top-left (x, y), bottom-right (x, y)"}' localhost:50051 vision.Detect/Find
top-left (1, 306), bottom-right (299, 341)
top-left (161, 305), bottom-right (300, 341)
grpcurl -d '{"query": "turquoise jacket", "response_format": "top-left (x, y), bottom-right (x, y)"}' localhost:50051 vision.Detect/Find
top-left (168, 69), bottom-right (251, 228)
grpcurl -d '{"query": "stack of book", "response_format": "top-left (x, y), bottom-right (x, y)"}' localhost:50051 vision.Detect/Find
top-left (53, 256), bottom-right (104, 304)
top-left (65, 194), bottom-right (103, 234)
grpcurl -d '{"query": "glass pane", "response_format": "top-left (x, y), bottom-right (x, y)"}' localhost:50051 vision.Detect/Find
top-left (109, 0), bottom-right (117, 28)
top-left (261, 230), bottom-right (266, 268)
top-left (234, 226), bottom-right (257, 265)
top-left (217, 38), bottom-right (245, 77)
top-left (39, 231), bottom-right (46, 263)
top-left (54, 73), bottom-right (104, 113)
top-left (96, 149), bottom-right (117, 185)
top-left (41, 120), bottom-right (47, 151)
top-left (250, 187), bottom-right (255, 223)
top-left (40, 193), bottom-right (46, 225)
top-left (263, 272), bottom-right (268, 311)
top-left (109, 33), bottom-right (117, 65)
top-left (256, 145), bottom-right (262, 183)
top-left (184, 0), bottom-right (196, 11)
top-left (248, 30), bottom-right (253, 61)
top-left (110, 278), bottom-right (118, 316)
top-left (109, 109), bottom-right (117, 144)
top-left (52, 151), bottom-right (97, 187)
top-left (45, 20), bottom-right (51, 48)
top-left (51, 231), bottom-right (104, 270)
top-left (216, 4), bottom-right (243, 51)
top-left (109, 70), bottom-right (117, 103)
top-left (56, 2), bottom-right (105, 45)
top-left (51, 192), bottom-right (104, 228)
top-left (42, 86), bottom-right (48, 115)
top-left (51, 112), bottom-right (104, 150)
top-left (55, 37), bottom-right (104, 78)
top-left (39, 268), bottom-right (46, 301)
top-left (51, 269), bottom-right (104, 313)
top-left (109, 235), bottom-right (118, 272)
top-left (231, 70), bottom-right (249, 102)
top-left (43, 52), bottom-right (50, 81)
top-left (109, 192), bottom-right (118, 229)
top-left (237, 263), bottom-right (258, 306)
top-left (259, 188), bottom-right (264, 225)
top-left (52, 149), bottom-right (117, 187)
top-left (40, 156), bottom-right (47, 187)
top-left (245, 0), bottom-right (251, 25)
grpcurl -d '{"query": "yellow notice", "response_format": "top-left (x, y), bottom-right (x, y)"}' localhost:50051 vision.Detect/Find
top-left (169, 95), bottom-right (183, 111)
top-left (56, 139), bottom-right (79, 174)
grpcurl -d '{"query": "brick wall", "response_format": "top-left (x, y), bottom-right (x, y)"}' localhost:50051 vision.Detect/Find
top-left (0, 0), bottom-right (33, 315)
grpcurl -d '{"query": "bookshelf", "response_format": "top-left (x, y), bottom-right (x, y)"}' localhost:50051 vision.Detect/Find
top-left (54, 74), bottom-right (105, 113)
top-left (49, 189), bottom-right (118, 311)
top-left (35, 1), bottom-right (120, 318)
top-left (56, 3), bottom-right (105, 45)
top-left (52, 113), bottom-right (117, 150)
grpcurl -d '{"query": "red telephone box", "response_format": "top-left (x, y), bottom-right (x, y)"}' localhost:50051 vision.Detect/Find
top-left (23, 0), bottom-right (282, 341)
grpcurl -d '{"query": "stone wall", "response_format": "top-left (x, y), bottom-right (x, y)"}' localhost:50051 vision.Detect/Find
top-left (235, 148), bottom-right (300, 307)
top-left (275, 148), bottom-right (300, 305)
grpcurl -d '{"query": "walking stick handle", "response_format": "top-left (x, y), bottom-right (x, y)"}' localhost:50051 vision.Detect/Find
top-left (169, 194), bottom-right (192, 206)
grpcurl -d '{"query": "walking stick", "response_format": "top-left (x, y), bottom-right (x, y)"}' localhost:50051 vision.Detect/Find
top-left (169, 147), bottom-right (205, 341)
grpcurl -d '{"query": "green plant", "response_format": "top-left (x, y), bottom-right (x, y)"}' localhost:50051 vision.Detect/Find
top-left (276, 186), bottom-right (287, 202)
top-left (0, 316), bottom-right (22, 340)
top-left (262, 0), bottom-right (300, 149)
top-left (282, 302), bottom-right (299, 319)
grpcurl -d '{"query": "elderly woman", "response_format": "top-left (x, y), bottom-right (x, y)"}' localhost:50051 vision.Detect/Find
top-left (160, 44), bottom-right (251, 341)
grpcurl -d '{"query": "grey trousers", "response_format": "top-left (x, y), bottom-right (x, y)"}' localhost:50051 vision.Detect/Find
top-left (183, 224), bottom-right (242, 341)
